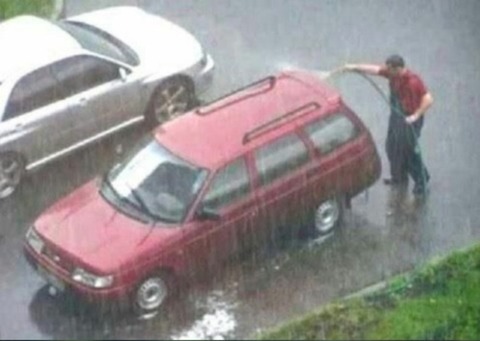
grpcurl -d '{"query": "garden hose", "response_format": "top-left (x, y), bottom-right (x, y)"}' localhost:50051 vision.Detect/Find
top-left (324, 69), bottom-right (429, 192)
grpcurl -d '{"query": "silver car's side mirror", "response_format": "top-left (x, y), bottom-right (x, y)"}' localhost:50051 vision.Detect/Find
top-left (119, 68), bottom-right (128, 81)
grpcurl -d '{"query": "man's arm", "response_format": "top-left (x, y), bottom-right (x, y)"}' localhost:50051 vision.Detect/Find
top-left (406, 92), bottom-right (434, 123)
top-left (342, 63), bottom-right (382, 75)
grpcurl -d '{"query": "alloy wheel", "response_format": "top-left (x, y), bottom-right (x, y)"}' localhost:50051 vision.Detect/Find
top-left (153, 83), bottom-right (190, 124)
top-left (0, 154), bottom-right (23, 199)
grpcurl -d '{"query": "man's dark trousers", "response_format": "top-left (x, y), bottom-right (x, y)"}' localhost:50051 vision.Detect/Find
top-left (386, 94), bottom-right (430, 192)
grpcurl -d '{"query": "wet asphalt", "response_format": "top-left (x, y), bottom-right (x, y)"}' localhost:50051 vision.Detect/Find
top-left (1, 0), bottom-right (480, 339)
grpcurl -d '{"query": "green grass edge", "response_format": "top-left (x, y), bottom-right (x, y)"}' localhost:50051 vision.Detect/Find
top-left (0, 0), bottom-right (56, 20)
top-left (258, 243), bottom-right (480, 340)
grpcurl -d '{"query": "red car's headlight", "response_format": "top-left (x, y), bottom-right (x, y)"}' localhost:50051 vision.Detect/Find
top-left (72, 268), bottom-right (114, 289)
top-left (26, 226), bottom-right (44, 254)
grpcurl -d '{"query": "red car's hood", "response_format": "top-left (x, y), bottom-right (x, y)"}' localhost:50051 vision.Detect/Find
top-left (35, 180), bottom-right (179, 272)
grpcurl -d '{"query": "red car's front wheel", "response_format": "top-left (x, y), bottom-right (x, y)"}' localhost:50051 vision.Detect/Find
top-left (133, 271), bottom-right (176, 318)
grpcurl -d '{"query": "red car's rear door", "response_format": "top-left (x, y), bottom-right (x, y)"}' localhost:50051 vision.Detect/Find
top-left (251, 133), bottom-right (312, 244)
top-left (301, 111), bottom-right (368, 207)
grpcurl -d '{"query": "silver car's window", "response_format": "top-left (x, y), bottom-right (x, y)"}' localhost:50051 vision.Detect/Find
top-left (105, 138), bottom-right (208, 224)
top-left (304, 113), bottom-right (360, 155)
top-left (201, 157), bottom-right (251, 211)
top-left (254, 134), bottom-right (309, 187)
top-left (52, 56), bottom-right (121, 98)
top-left (56, 21), bottom-right (139, 66)
top-left (4, 66), bottom-right (61, 120)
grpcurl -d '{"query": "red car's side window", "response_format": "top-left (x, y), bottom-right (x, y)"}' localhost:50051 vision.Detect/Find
top-left (254, 133), bottom-right (309, 187)
top-left (201, 157), bottom-right (251, 211)
top-left (303, 113), bottom-right (360, 155)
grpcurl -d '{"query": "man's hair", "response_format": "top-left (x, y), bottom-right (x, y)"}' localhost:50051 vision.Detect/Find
top-left (385, 54), bottom-right (405, 68)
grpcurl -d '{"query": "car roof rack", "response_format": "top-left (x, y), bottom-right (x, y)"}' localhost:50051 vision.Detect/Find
top-left (196, 76), bottom-right (276, 116)
top-left (242, 102), bottom-right (321, 145)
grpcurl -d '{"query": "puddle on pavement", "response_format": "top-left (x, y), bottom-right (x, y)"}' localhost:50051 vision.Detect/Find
top-left (171, 289), bottom-right (238, 340)
top-left (167, 232), bottom-right (334, 340)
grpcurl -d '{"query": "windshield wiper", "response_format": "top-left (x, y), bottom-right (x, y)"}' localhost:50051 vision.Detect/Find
top-left (102, 173), bottom-right (122, 201)
top-left (99, 173), bottom-right (151, 224)
top-left (102, 174), bottom-right (171, 224)
top-left (125, 184), bottom-right (164, 223)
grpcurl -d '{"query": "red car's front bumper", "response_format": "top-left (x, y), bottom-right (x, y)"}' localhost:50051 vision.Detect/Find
top-left (23, 243), bottom-right (131, 303)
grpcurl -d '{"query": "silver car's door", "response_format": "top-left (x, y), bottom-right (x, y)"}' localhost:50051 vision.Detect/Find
top-left (51, 55), bottom-right (141, 145)
top-left (0, 65), bottom-right (73, 168)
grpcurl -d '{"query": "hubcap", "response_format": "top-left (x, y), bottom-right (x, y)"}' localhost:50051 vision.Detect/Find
top-left (315, 199), bottom-right (340, 234)
top-left (136, 277), bottom-right (167, 311)
top-left (154, 84), bottom-right (189, 123)
top-left (0, 156), bottom-right (22, 199)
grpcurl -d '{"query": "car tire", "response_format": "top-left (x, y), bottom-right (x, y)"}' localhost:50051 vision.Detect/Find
top-left (146, 77), bottom-right (196, 127)
top-left (312, 194), bottom-right (345, 236)
top-left (132, 270), bottom-right (176, 318)
top-left (0, 152), bottom-right (25, 200)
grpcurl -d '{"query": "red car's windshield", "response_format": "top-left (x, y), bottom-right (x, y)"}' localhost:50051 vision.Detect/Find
top-left (104, 137), bottom-right (208, 224)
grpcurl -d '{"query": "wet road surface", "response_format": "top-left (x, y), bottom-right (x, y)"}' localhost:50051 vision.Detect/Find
top-left (1, 0), bottom-right (480, 339)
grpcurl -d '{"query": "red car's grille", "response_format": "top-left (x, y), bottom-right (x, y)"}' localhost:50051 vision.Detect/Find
top-left (42, 246), bottom-right (74, 273)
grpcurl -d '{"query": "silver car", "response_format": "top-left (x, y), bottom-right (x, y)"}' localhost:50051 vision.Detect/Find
top-left (0, 6), bottom-right (214, 199)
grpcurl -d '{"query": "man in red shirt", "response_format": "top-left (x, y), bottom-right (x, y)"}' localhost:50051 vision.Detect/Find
top-left (342, 55), bottom-right (434, 197)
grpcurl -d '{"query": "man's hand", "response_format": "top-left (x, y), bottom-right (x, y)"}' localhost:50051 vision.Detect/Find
top-left (406, 114), bottom-right (420, 124)
top-left (407, 93), bottom-right (433, 124)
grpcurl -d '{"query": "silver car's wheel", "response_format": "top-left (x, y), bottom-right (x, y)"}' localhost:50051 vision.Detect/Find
top-left (135, 276), bottom-right (169, 313)
top-left (150, 79), bottom-right (193, 125)
top-left (314, 197), bottom-right (342, 235)
top-left (0, 153), bottom-right (24, 199)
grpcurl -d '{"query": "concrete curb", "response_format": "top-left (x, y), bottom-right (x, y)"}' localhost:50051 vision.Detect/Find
top-left (345, 280), bottom-right (389, 300)
top-left (51, 0), bottom-right (65, 19)
top-left (344, 242), bottom-right (479, 301)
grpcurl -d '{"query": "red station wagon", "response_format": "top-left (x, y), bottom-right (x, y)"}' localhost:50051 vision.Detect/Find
top-left (24, 70), bottom-right (381, 315)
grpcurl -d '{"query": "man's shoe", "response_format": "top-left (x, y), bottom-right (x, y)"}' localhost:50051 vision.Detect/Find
top-left (412, 185), bottom-right (429, 198)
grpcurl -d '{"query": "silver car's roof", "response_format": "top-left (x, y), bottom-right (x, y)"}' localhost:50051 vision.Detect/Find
top-left (0, 16), bottom-right (82, 82)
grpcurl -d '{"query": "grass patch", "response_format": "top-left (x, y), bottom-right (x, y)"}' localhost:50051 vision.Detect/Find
top-left (0, 0), bottom-right (55, 20)
top-left (259, 244), bottom-right (480, 340)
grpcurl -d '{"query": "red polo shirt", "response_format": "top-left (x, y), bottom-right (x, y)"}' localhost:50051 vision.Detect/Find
top-left (379, 68), bottom-right (428, 116)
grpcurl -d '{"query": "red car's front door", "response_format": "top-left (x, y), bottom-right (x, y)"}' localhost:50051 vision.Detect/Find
top-left (181, 156), bottom-right (259, 276)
